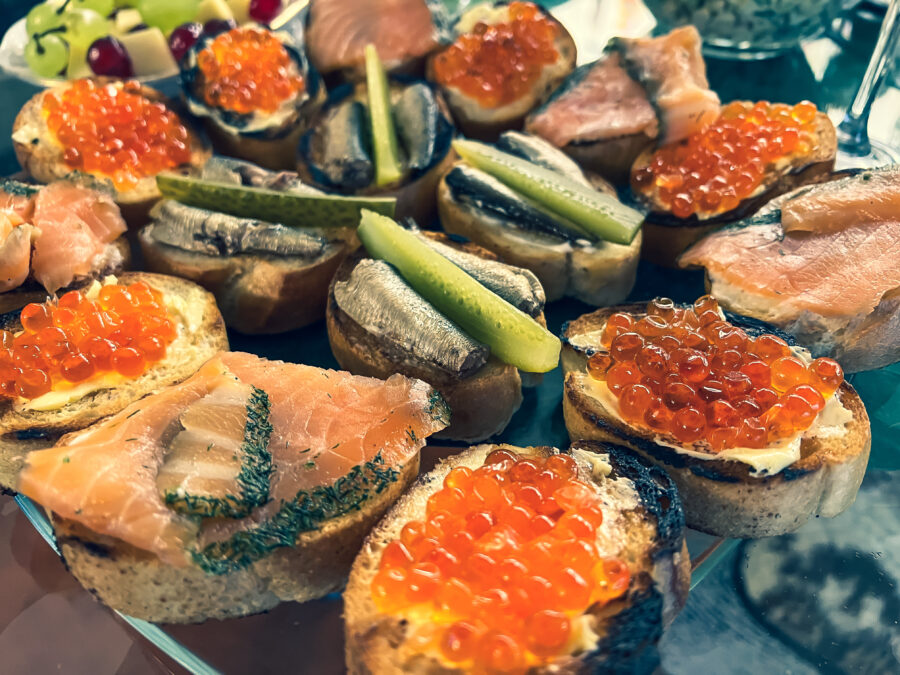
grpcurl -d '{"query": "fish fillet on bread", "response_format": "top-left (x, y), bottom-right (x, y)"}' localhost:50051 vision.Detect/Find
top-left (561, 304), bottom-right (871, 538)
top-left (680, 167), bottom-right (900, 372)
top-left (13, 351), bottom-right (451, 623)
top-left (327, 231), bottom-right (547, 442)
top-left (0, 272), bottom-right (229, 491)
top-left (345, 442), bottom-right (690, 674)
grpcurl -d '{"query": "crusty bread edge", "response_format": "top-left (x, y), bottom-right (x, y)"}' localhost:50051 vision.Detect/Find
top-left (344, 442), bottom-right (690, 675)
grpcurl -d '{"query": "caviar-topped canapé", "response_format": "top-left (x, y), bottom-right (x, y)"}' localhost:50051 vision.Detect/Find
top-left (632, 101), bottom-right (821, 219)
top-left (587, 296), bottom-right (844, 451)
top-left (197, 27), bottom-right (306, 115)
top-left (43, 79), bottom-right (193, 191)
top-left (371, 448), bottom-right (630, 671)
top-left (432, 2), bottom-right (560, 109)
top-left (0, 282), bottom-right (177, 400)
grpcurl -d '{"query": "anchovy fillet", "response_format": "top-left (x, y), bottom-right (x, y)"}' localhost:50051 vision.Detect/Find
top-left (201, 157), bottom-right (324, 196)
top-left (495, 131), bottom-right (591, 186)
top-left (147, 201), bottom-right (327, 258)
top-left (444, 165), bottom-right (588, 242)
top-left (319, 100), bottom-right (375, 190)
top-left (394, 83), bottom-right (443, 173)
top-left (413, 232), bottom-right (545, 317)
top-left (333, 259), bottom-right (489, 377)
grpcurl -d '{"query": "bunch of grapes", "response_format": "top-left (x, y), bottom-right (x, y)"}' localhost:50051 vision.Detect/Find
top-left (22, 0), bottom-right (284, 80)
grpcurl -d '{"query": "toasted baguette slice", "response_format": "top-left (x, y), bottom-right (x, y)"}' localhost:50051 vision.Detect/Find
top-left (0, 236), bottom-right (131, 316)
top-left (425, 7), bottom-right (576, 141)
top-left (561, 305), bottom-right (872, 538)
top-left (437, 162), bottom-right (641, 305)
top-left (0, 272), bottom-right (228, 490)
top-left (633, 110), bottom-right (836, 267)
top-left (50, 453), bottom-right (420, 624)
top-left (345, 442), bottom-right (690, 674)
top-left (12, 80), bottom-right (211, 226)
top-left (139, 213), bottom-right (357, 335)
top-left (326, 236), bottom-right (539, 442)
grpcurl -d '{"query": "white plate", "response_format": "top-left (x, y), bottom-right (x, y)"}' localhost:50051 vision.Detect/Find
top-left (0, 17), bottom-right (179, 89)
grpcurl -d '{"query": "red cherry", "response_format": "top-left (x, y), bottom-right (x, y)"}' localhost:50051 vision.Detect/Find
top-left (249, 0), bottom-right (283, 23)
top-left (203, 18), bottom-right (237, 36)
top-left (87, 37), bottom-right (134, 78)
top-left (169, 22), bottom-right (203, 62)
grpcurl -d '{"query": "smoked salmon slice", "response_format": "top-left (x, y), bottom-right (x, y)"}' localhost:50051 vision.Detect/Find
top-left (305, 0), bottom-right (443, 75)
top-left (679, 172), bottom-right (900, 318)
top-left (17, 353), bottom-right (449, 566)
top-left (0, 215), bottom-right (33, 293)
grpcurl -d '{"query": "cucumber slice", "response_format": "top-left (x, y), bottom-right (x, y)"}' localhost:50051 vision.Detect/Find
top-left (358, 210), bottom-right (560, 373)
top-left (364, 44), bottom-right (405, 187)
top-left (453, 139), bottom-right (644, 245)
top-left (157, 174), bottom-right (395, 228)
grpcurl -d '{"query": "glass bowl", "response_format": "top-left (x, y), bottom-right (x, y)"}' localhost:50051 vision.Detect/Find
top-left (644, 0), bottom-right (846, 59)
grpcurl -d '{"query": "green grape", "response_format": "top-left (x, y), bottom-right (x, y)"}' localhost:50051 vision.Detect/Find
top-left (73, 0), bottom-right (116, 17)
top-left (25, 34), bottom-right (69, 77)
top-left (25, 4), bottom-right (64, 37)
top-left (138, 0), bottom-right (200, 35)
top-left (62, 8), bottom-right (109, 48)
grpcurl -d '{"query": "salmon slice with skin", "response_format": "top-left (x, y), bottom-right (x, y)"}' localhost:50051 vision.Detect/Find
top-left (306, 0), bottom-right (442, 75)
top-left (17, 353), bottom-right (448, 565)
top-left (29, 182), bottom-right (127, 293)
top-left (526, 54), bottom-right (658, 147)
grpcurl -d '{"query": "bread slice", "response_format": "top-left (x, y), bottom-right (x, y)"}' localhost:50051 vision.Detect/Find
top-left (437, 164), bottom-right (641, 305)
top-left (12, 80), bottom-right (211, 227)
top-left (561, 305), bottom-right (872, 538)
top-left (425, 9), bottom-right (576, 141)
top-left (0, 236), bottom-right (131, 316)
top-left (633, 110), bottom-right (836, 267)
top-left (139, 217), bottom-right (356, 335)
top-left (344, 442), bottom-right (691, 674)
top-left (0, 272), bottom-right (229, 490)
top-left (326, 237), bottom-right (534, 442)
top-left (51, 454), bottom-right (420, 624)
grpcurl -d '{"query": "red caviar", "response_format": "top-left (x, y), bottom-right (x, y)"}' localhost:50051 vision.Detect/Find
top-left (591, 296), bottom-right (844, 452)
top-left (432, 2), bottom-right (560, 109)
top-left (370, 449), bottom-right (630, 671)
top-left (0, 282), bottom-right (178, 400)
top-left (632, 100), bottom-right (820, 219)
top-left (44, 79), bottom-right (192, 191)
top-left (198, 27), bottom-right (304, 115)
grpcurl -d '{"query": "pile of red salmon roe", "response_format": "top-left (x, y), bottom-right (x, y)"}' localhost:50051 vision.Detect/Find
top-left (588, 296), bottom-right (844, 451)
top-left (44, 79), bottom-right (193, 191)
top-left (0, 282), bottom-right (177, 400)
top-left (432, 2), bottom-right (560, 109)
top-left (632, 100), bottom-right (819, 219)
top-left (198, 27), bottom-right (305, 115)
top-left (371, 448), bottom-right (630, 672)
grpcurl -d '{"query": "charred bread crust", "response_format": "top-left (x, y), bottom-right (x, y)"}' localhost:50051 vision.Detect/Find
top-left (139, 227), bottom-right (356, 334)
top-left (632, 111), bottom-right (836, 267)
top-left (0, 273), bottom-right (229, 490)
top-left (326, 237), bottom-right (531, 442)
top-left (51, 454), bottom-right (420, 624)
top-left (344, 443), bottom-right (690, 675)
top-left (425, 10), bottom-right (576, 141)
top-left (12, 80), bottom-right (211, 226)
top-left (0, 236), bottom-right (131, 316)
top-left (561, 305), bottom-right (872, 537)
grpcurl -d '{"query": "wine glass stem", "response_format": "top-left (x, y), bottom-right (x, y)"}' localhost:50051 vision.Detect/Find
top-left (837, 0), bottom-right (900, 156)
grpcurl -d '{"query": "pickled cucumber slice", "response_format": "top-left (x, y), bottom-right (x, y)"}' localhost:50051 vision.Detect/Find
top-left (453, 139), bottom-right (643, 245)
top-left (364, 44), bottom-right (405, 187)
top-left (358, 210), bottom-right (561, 373)
top-left (157, 174), bottom-right (395, 228)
